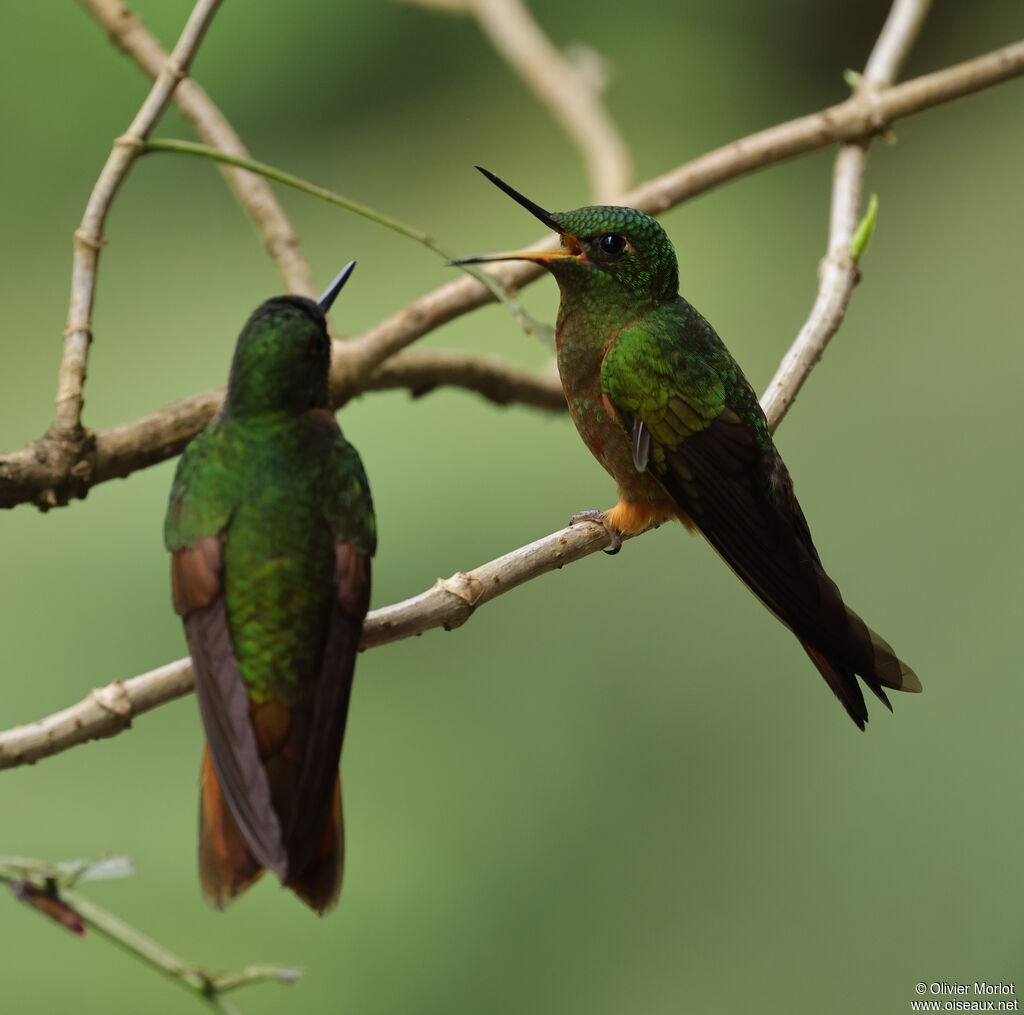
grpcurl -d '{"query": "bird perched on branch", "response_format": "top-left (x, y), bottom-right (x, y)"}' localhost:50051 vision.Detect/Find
top-left (455, 169), bottom-right (920, 728)
top-left (164, 262), bottom-right (376, 912)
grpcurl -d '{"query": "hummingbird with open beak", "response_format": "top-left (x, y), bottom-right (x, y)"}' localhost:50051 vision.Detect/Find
top-left (165, 262), bottom-right (376, 911)
top-left (455, 168), bottom-right (920, 728)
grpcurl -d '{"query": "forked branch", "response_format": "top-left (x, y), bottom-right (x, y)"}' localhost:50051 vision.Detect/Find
top-left (3, 37), bottom-right (1021, 510)
top-left (761, 0), bottom-right (933, 423)
top-left (399, 0), bottom-right (633, 200)
top-left (57, 0), bottom-right (223, 441)
top-left (79, 0), bottom-right (317, 297)
top-left (2, 13), bottom-right (1022, 766)
top-left (0, 855), bottom-right (300, 1013)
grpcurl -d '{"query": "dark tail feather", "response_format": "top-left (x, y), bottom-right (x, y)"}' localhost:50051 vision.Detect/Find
top-left (801, 641), bottom-right (872, 730)
top-left (286, 777), bottom-right (344, 915)
top-left (847, 606), bottom-right (923, 693)
top-left (801, 605), bottom-right (921, 730)
top-left (199, 745), bottom-right (265, 909)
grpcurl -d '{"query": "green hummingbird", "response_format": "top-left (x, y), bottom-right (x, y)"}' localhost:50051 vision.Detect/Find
top-left (164, 262), bottom-right (376, 912)
top-left (455, 168), bottom-right (921, 728)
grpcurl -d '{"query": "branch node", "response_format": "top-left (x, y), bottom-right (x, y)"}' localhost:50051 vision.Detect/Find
top-left (113, 132), bottom-right (144, 152)
top-left (89, 680), bottom-right (133, 723)
top-left (163, 56), bottom-right (188, 83)
top-left (564, 43), bottom-right (611, 94)
top-left (62, 320), bottom-right (93, 339)
top-left (22, 427), bottom-right (98, 511)
top-left (72, 229), bottom-right (107, 253)
top-left (436, 572), bottom-right (486, 628)
top-left (818, 247), bottom-right (855, 280)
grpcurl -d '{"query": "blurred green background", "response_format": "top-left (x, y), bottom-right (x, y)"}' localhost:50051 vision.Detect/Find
top-left (2, 2), bottom-right (1022, 1012)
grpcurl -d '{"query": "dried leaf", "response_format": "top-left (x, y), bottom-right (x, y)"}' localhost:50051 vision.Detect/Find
top-left (10, 882), bottom-right (86, 937)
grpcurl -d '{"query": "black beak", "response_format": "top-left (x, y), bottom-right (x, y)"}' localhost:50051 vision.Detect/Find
top-left (317, 260), bottom-right (357, 312)
top-left (474, 167), bottom-right (562, 232)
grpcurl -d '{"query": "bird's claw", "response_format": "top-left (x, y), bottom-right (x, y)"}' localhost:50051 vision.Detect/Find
top-left (570, 510), bottom-right (622, 555)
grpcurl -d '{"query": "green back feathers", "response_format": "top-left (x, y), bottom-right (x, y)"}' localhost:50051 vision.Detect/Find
top-left (165, 413), bottom-right (376, 558)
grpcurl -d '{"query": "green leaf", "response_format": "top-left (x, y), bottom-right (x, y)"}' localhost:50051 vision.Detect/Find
top-left (850, 193), bottom-right (879, 263)
top-left (843, 68), bottom-right (863, 90)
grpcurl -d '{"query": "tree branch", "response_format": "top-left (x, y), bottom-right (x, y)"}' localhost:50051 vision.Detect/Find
top-left (624, 36), bottom-right (1024, 216)
top-left (2, 37), bottom-right (1021, 511)
top-left (761, 0), bottom-right (933, 425)
top-left (360, 348), bottom-right (564, 408)
top-left (400, 0), bottom-right (632, 200)
top-left (863, 0), bottom-right (933, 82)
top-left (79, 0), bottom-right (317, 298)
top-left (1, 855), bottom-right (300, 1012)
top-left (0, 351), bottom-right (564, 508)
top-left (56, 0), bottom-right (223, 442)
top-left (0, 521), bottom-right (619, 770)
top-left (281, 35), bottom-right (1024, 399)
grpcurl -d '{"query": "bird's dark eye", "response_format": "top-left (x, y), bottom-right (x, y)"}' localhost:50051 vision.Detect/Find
top-left (598, 233), bottom-right (626, 256)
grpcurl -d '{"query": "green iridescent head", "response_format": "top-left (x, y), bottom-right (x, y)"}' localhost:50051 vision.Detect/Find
top-left (227, 262), bottom-right (356, 417)
top-left (454, 168), bottom-right (679, 305)
top-left (227, 297), bottom-right (331, 416)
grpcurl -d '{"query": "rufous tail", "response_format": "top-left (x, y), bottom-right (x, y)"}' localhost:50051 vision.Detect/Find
top-left (198, 745), bottom-right (344, 913)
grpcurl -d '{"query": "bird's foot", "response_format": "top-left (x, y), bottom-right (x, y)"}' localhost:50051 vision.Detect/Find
top-left (570, 509), bottom-right (623, 555)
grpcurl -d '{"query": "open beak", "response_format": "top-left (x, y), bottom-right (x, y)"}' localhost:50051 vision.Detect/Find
top-left (317, 260), bottom-right (357, 312)
top-left (450, 167), bottom-right (581, 268)
top-left (451, 248), bottom-right (576, 267)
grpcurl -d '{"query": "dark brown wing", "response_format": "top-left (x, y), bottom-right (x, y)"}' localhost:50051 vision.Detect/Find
top-left (282, 543), bottom-right (371, 911)
top-left (172, 538), bottom-right (288, 878)
top-left (661, 413), bottom-right (920, 728)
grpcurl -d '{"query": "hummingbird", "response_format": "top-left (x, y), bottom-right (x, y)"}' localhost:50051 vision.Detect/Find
top-left (164, 262), bottom-right (376, 912)
top-left (455, 168), bottom-right (921, 728)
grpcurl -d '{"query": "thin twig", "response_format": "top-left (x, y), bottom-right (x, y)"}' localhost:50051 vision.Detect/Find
top-left (360, 348), bottom-right (564, 407)
top-left (209, 966), bottom-right (303, 994)
top-left (56, 0), bottom-right (223, 441)
top-left (761, 0), bottom-right (933, 426)
top-left (863, 0), bottom-right (933, 82)
top-left (401, 0), bottom-right (632, 200)
top-left (0, 856), bottom-right (300, 1012)
top-left (137, 138), bottom-right (549, 337)
top-left (3, 38), bottom-right (1022, 510)
top-left (79, 0), bottom-right (317, 297)
top-left (760, 146), bottom-right (867, 430)
top-left (62, 890), bottom-right (246, 1012)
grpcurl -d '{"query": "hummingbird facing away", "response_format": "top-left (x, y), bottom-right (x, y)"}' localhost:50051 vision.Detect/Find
top-left (456, 168), bottom-right (921, 728)
top-left (164, 262), bottom-right (376, 912)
